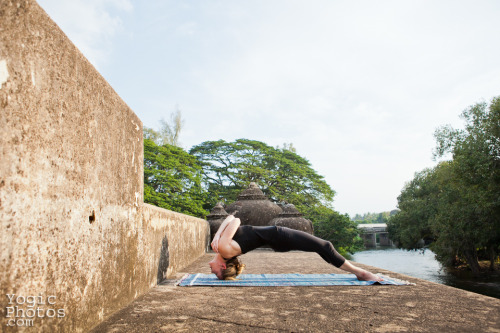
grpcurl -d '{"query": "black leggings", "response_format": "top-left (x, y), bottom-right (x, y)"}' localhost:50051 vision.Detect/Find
top-left (270, 226), bottom-right (346, 268)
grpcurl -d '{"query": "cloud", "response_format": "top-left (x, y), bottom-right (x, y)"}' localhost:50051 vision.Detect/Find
top-left (38, 0), bottom-right (133, 68)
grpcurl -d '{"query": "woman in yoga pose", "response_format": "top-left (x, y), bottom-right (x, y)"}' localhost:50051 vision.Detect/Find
top-left (209, 214), bottom-right (382, 281)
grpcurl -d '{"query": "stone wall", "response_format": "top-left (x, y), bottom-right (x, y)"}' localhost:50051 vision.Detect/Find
top-left (0, 1), bottom-right (209, 332)
top-left (142, 204), bottom-right (210, 280)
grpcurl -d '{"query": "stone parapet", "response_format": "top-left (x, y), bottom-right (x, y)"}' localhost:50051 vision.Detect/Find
top-left (0, 1), bottom-right (209, 332)
top-left (142, 204), bottom-right (210, 281)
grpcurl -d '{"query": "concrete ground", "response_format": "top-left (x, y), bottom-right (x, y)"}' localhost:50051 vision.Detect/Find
top-left (91, 250), bottom-right (500, 332)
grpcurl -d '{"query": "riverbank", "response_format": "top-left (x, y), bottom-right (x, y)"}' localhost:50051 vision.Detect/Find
top-left (449, 260), bottom-right (499, 273)
top-left (352, 247), bottom-right (500, 299)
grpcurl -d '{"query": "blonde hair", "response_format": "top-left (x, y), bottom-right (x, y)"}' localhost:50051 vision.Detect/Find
top-left (222, 257), bottom-right (245, 280)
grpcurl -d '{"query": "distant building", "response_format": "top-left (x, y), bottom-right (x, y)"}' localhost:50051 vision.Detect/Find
top-left (357, 223), bottom-right (393, 247)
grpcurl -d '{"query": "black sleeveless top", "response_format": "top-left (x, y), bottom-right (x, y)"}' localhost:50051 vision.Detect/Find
top-left (232, 225), bottom-right (279, 254)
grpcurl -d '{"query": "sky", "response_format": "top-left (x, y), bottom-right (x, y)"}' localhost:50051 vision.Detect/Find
top-left (37, 0), bottom-right (500, 217)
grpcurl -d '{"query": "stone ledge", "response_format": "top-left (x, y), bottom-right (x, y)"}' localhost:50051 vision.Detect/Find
top-left (91, 251), bottom-right (500, 332)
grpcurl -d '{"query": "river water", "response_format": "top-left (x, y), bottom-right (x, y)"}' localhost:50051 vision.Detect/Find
top-left (352, 247), bottom-right (500, 299)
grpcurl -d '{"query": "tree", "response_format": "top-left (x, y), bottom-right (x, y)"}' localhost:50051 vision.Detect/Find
top-left (430, 160), bottom-right (488, 273)
top-left (144, 139), bottom-right (208, 218)
top-left (144, 109), bottom-right (184, 147)
top-left (433, 97), bottom-right (500, 273)
top-left (389, 96), bottom-right (500, 274)
top-left (352, 211), bottom-right (392, 224)
top-left (188, 138), bottom-right (370, 252)
top-left (313, 210), bottom-right (364, 256)
top-left (189, 139), bottom-right (335, 216)
top-left (387, 167), bottom-right (439, 251)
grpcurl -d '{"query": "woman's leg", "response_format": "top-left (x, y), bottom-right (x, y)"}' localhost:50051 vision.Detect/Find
top-left (273, 227), bottom-right (346, 267)
top-left (274, 227), bottom-right (382, 281)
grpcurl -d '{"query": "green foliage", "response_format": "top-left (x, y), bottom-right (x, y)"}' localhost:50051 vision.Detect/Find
top-left (143, 127), bottom-right (161, 144)
top-left (432, 97), bottom-right (500, 273)
top-left (387, 167), bottom-right (439, 250)
top-left (314, 210), bottom-right (364, 256)
top-left (145, 134), bottom-right (364, 254)
top-left (189, 138), bottom-right (365, 253)
top-left (389, 97), bottom-right (500, 274)
top-left (144, 139), bottom-right (208, 218)
top-left (352, 211), bottom-right (397, 224)
top-left (189, 139), bottom-right (335, 215)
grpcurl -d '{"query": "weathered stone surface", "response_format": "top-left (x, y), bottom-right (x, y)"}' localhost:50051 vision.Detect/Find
top-left (91, 251), bottom-right (500, 333)
top-left (269, 204), bottom-right (314, 234)
top-left (206, 203), bottom-right (229, 241)
top-left (225, 182), bottom-right (282, 226)
top-left (0, 2), bottom-right (209, 332)
top-left (142, 204), bottom-right (209, 281)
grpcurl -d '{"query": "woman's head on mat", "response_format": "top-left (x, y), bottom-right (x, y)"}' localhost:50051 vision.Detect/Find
top-left (209, 254), bottom-right (245, 280)
top-left (221, 256), bottom-right (245, 280)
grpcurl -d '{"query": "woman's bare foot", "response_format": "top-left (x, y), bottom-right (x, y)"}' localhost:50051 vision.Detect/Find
top-left (339, 260), bottom-right (383, 281)
top-left (355, 270), bottom-right (383, 282)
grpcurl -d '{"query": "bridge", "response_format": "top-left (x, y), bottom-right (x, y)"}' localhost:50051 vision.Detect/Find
top-left (358, 223), bottom-right (394, 247)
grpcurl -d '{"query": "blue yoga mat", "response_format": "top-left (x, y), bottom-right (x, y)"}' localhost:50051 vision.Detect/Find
top-left (177, 273), bottom-right (414, 287)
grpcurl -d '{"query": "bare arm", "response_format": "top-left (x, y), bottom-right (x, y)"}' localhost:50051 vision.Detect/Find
top-left (213, 217), bottom-right (241, 258)
top-left (214, 215), bottom-right (236, 240)
top-left (211, 214), bottom-right (238, 253)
